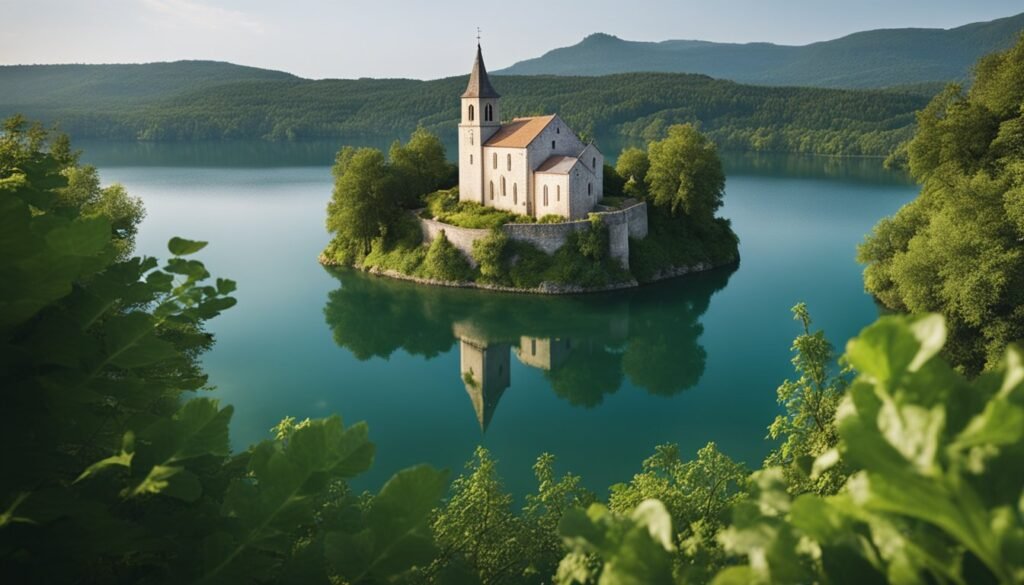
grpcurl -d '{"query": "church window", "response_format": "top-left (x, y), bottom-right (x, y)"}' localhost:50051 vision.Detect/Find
top-left (592, 157), bottom-right (596, 169)
top-left (513, 183), bottom-right (518, 205)
top-left (492, 153), bottom-right (497, 169)
top-left (501, 176), bottom-right (506, 196)
top-left (485, 104), bottom-right (493, 122)
top-left (556, 126), bottom-right (560, 134)
top-left (588, 183), bottom-right (593, 196)
top-left (543, 185), bottom-right (548, 206)
top-left (556, 185), bottom-right (561, 201)
top-left (468, 105), bottom-right (474, 121)
top-left (470, 154), bottom-right (473, 164)
top-left (507, 154), bottom-right (511, 171)
top-left (551, 140), bottom-right (555, 149)
top-left (489, 181), bottom-right (494, 200)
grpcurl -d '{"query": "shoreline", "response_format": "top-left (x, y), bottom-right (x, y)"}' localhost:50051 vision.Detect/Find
top-left (318, 253), bottom-right (738, 295)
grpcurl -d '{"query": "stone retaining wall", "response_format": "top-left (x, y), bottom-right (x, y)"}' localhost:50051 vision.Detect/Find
top-left (419, 201), bottom-right (649, 270)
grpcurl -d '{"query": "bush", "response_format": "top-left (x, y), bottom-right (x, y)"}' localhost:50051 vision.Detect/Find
top-left (537, 214), bottom-right (565, 224)
top-left (472, 229), bottom-right (510, 284)
top-left (575, 215), bottom-right (608, 261)
top-left (421, 230), bottom-right (474, 282)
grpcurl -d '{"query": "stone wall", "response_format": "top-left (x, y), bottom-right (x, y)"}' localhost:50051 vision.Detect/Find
top-left (419, 201), bottom-right (648, 270)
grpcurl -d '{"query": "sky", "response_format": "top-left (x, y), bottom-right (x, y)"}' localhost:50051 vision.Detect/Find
top-left (1, 0), bottom-right (1021, 79)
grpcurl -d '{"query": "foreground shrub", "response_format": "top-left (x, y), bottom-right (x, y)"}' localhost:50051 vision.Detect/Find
top-left (421, 230), bottom-right (474, 281)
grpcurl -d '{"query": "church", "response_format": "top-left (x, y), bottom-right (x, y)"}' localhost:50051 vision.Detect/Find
top-left (458, 44), bottom-right (604, 220)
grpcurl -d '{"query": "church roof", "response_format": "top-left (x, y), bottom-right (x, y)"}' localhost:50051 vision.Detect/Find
top-left (484, 115), bottom-right (556, 148)
top-left (462, 44), bottom-right (501, 99)
top-left (535, 155), bottom-right (580, 175)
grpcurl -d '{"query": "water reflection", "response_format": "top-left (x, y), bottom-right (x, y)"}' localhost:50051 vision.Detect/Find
top-left (323, 265), bottom-right (735, 430)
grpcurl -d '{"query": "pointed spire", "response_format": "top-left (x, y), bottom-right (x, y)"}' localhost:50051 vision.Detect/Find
top-left (462, 43), bottom-right (500, 99)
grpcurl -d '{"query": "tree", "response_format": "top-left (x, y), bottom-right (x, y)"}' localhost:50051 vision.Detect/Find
top-left (422, 230), bottom-right (474, 282)
top-left (326, 146), bottom-right (402, 255)
top-left (645, 124), bottom-right (725, 220)
top-left (615, 146), bottom-right (650, 197)
top-left (859, 34), bottom-right (1024, 373)
top-left (764, 303), bottom-right (849, 495)
top-left (389, 127), bottom-right (455, 207)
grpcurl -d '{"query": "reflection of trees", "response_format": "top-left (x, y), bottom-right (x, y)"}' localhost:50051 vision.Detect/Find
top-left (545, 344), bottom-right (623, 407)
top-left (322, 264), bottom-right (735, 412)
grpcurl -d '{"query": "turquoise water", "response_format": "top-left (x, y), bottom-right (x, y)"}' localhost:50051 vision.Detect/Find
top-left (81, 144), bottom-right (917, 496)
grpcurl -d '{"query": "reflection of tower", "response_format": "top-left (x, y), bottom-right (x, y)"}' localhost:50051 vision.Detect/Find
top-left (515, 336), bottom-right (572, 371)
top-left (459, 338), bottom-right (511, 432)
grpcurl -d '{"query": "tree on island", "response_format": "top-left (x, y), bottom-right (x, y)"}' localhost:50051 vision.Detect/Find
top-left (326, 129), bottom-right (454, 259)
top-left (858, 34), bottom-right (1024, 373)
top-left (646, 124), bottom-right (726, 221)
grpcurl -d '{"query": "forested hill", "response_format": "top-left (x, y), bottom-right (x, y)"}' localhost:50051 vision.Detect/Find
top-left (0, 60), bottom-right (297, 107)
top-left (0, 66), bottom-right (929, 157)
top-left (496, 12), bottom-right (1024, 88)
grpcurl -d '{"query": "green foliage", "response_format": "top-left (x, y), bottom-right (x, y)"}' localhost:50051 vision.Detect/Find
top-left (615, 147), bottom-right (650, 196)
top-left (471, 228), bottom-right (509, 283)
top-left (538, 213), bottom-right (567, 224)
top-left (425, 188), bottom-right (530, 229)
top-left (646, 124), bottom-right (726, 220)
top-left (608, 443), bottom-right (747, 583)
top-left (0, 124), bottom-right (450, 584)
top-left (859, 35), bottom-right (1024, 373)
top-left (576, 215), bottom-right (609, 262)
top-left (558, 500), bottom-right (677, 585)
top-left (421, 230), bottom-right (474, 282)
top-left (326, 146), bottom-right (402, 254)
top-left (764, 303), bottom-right (850, 495)
top-left (628, 209), bottom-right (738, 283)
top-left (389, 127), bottom-right (456, 207)
top-left (716, 314), bottom-right (1024, 585)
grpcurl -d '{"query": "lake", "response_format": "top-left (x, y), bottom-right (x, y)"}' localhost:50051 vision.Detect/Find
top-left (79, 141), bottom-right (917, 497)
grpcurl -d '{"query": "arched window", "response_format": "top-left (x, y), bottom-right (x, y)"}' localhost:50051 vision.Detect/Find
top-left (513, 183), bottom-right (517, 205)
top-left (470, 154), bottom-right (473, 165)
top-left (556, 185), bottom-right (561, 202)
top-left (492, 153), bottom-right (497, 169)
top-left (551, 140), bottom-right (555, 149)
top-left (588, 183), bottom-right (593, 196)
top-left (592, 157), bottom-right (597, 169)
top-left (468, 105), bottom-right (474, 121)
top-left (489, 181), bottom-right (494, 200)
top-left (485, 104), bottom-right (493, 122)
top-left (501, 176), bottom-right (506, 196)
top-left (543, 185), bottom-right (549, 206)
top-left (506, 154), bottom-right (511, 171)
top-left (556, 126), bottom-right (560, 134)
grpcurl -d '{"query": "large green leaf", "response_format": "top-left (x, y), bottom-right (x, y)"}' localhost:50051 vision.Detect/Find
top-left (168, 236), bottom-right (208, 256)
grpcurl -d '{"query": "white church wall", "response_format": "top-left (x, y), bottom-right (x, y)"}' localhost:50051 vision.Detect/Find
top-left (482, 146), bottom-right (530, 215)
top-left (533, 173), bottom-right (570, 218)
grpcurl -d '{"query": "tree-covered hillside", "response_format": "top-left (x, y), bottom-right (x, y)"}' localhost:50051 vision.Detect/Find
top-left (0, 68), bottom-right (929, 156)
top-left (0, 60), bottom-right (296, 107)
top-left (496, 12), bottom-right (1024, 88)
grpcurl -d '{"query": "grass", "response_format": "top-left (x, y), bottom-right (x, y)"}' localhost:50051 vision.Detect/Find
top-left (425, 188), bottom-right (536, 229)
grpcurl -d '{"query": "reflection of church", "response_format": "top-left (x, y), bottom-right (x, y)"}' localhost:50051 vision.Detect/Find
top-left (455, 321), bottom-right (586, 431)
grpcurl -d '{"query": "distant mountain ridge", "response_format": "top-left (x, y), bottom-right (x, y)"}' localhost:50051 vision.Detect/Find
top-left (495, 12), bottom-right (1024, 88)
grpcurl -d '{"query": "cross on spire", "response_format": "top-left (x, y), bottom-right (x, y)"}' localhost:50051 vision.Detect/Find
top-left (476, 27), bottom-right (481, 44)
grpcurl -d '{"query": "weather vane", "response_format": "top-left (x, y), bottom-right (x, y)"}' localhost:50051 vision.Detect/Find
top-left (477, 27), bottom-right (481, 44)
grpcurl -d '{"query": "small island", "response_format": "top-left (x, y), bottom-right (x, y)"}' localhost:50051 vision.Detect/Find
top-left (320, 44), bottom-right (739, 292)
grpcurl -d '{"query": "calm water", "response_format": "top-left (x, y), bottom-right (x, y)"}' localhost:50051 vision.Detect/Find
top-left (80, 142), bottom-right (917, 496)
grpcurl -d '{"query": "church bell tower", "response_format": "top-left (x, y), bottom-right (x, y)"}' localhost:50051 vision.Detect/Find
top-left (459, 43), bottom-right (501, 204)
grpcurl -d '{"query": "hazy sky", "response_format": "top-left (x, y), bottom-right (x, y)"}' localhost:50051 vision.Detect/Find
top-left (1, 0), bottom-right (1021, 79)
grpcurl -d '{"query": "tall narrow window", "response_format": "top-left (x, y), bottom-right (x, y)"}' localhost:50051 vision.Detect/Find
top-left (588, 183), bottom-right (593, 196)
top-left (543, 185), bottom-right (549, 206)
top-left (556, 126), bottom-right (560, 134)
top-left (513, 183), bottom-right (517, 205)
top-left (592, 157), bottom-right (596, 169)
top-left (492, 153), bottom-right (497, 169)
top-left (485, 104), bottom-right (493, 122)
top-left (551, 140), bottom-right (555, 149)
top-left (501, 177), bottom-right (506, 196)
top-left (470, 154), bottom-right (473, 164)
top-left (556, 185), bottom-right (561, 201)
top-left (506, 154), bottom-right (511, 171)
top-left (489, 181), bottom-right (494, 200)
top-left (468, 105), bottom-right (474, 121)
